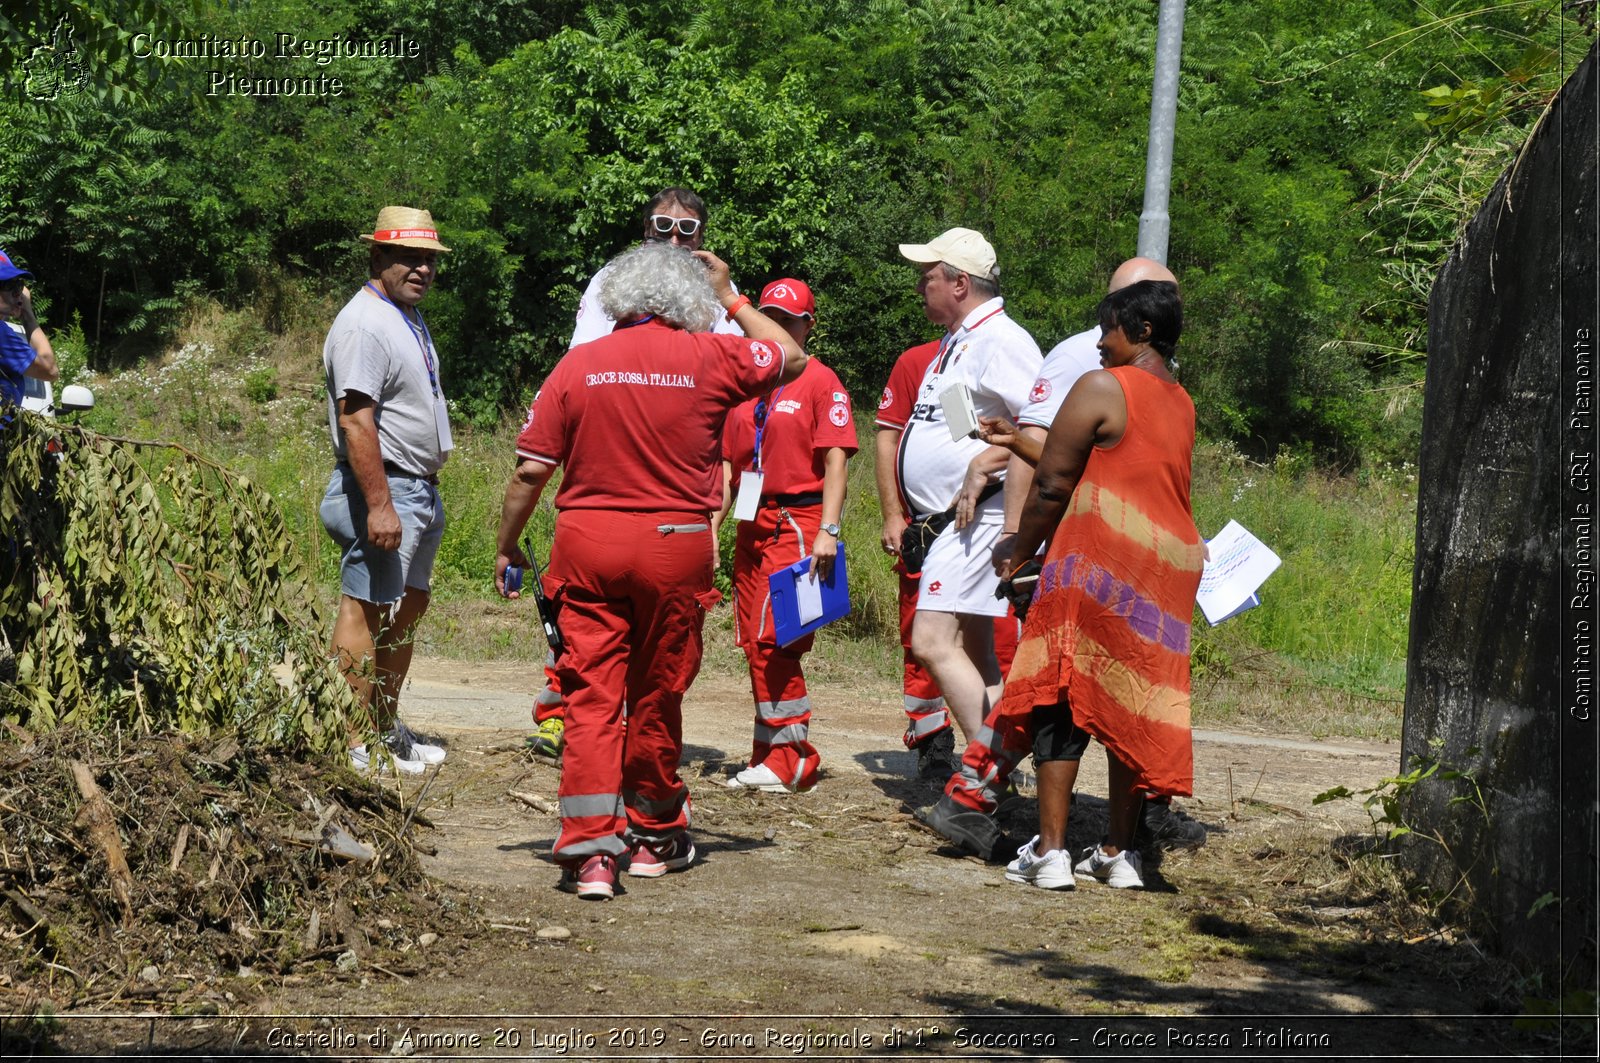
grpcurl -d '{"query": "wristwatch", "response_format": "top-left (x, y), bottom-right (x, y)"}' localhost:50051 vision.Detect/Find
top-left (820, 522), bottom-right (842, 539)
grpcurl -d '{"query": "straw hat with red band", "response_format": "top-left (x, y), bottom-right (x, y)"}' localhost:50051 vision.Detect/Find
top-left (360, 206), bottom-right (452, 252)
top-left (758, 278), bottom-right (815, 319)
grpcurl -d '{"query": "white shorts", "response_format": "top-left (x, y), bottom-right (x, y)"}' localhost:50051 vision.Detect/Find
top-left (916, 518), bottom-right (1007, 617)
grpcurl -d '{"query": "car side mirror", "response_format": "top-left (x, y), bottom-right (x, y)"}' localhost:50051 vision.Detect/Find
top-left (58, 384), bottom-right (95, 413)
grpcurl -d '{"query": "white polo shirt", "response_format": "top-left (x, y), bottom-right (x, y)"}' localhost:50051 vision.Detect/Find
top-left (1018, 327), bottom-right (1101, 429)
top-left (895, 297), bottom-right (1041, 519)
top-left (570, 263), bottom-right (744, 348)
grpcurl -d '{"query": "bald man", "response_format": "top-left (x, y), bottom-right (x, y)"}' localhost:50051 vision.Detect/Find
top-left (915, 257), bottom-right (1206, 860)
top-left (986, 258), bottom-right (1178, 578)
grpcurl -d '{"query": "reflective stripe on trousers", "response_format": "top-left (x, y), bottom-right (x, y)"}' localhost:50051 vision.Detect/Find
top-left (944, 687), bottom-right (1035, 815)
top-left (733, 501), bottom-right (822, 790)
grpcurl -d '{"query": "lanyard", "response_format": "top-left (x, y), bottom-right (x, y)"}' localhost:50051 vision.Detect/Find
top-left (366, 282), bottom-right (439, 398)
top-left (752, 384), bottom-right (787, 473)
top-left (936, 304), bottom-right (1006, 373)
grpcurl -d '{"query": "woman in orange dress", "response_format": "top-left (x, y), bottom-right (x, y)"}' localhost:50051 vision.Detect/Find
top-left (991, 279), bottom-right (1204, 891)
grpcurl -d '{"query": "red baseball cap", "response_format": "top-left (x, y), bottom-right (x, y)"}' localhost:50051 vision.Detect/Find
top-left (758, 278), bottom-right (815, 319)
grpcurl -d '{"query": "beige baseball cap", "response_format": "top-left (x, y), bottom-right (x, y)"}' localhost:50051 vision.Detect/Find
top-left (898, 227), bottom-right (997, 281)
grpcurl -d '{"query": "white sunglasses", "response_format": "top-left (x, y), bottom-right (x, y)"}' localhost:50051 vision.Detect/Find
top-left (648, 214), bottom-right (702, 238)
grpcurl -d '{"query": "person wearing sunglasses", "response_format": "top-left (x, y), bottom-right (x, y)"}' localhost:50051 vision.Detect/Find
top-left (715, 279), bottom-right (857, 794)
top-left (0, 249), bottom-right (59, 412)
top-left (568, 186), bottom-right (745, 350)
top-left (529, 187), bottom-right (746, 761)
top-left (495, 241), bottom-right (809, 900)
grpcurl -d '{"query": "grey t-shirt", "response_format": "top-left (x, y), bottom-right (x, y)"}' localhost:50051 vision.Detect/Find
top-left (324, 285), bottom-right (451, 477)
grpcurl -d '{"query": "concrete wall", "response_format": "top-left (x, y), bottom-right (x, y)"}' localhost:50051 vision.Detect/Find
top-left (1407, 43), bottom-right (1596, 980)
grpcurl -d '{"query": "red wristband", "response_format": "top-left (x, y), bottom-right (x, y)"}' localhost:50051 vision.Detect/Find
top-left (724, 294), bottom-right (751, 321)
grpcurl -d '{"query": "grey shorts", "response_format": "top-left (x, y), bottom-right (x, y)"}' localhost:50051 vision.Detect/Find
top-left (319, 465), bottom-right (445, 605)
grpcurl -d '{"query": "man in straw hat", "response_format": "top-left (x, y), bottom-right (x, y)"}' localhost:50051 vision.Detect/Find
top-left (319, 206), bottom-right (454, 775)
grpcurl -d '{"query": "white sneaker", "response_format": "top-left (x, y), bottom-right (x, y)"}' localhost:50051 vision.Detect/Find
top-left (1074, 845), bottom-right (1144, 889)
top-left (1004, 836), bottom-right (1075, 890)
top-left (387, 721), bottom-right (447, 765)
top-left (726, 762), bottom-right (790, 792)
top-left (349, 742), bottom-right (426, 776)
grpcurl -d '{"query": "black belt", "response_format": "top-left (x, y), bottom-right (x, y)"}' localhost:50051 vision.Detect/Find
top-left (765, 491), bottom-right (823, 507)
top-left (380, 461), bottom-right (440, 487)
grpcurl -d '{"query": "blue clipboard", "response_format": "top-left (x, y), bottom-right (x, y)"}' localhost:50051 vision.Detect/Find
top-left (768, 544), bottom-right (851, 647)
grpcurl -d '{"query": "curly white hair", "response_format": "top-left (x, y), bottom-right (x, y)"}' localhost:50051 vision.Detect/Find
top-left (599, 241), bottom-right (719, 333)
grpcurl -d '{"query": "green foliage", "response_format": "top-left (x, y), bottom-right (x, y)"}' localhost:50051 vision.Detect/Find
top-left (1, 0), bottom-right (197, 105)
top-left (4, 0), bottom-right (1581, 466)
top-left (0, 412), bottom-right (356, 750)
top-left (1313, 746), bottom-right (1490, 912)
top-left (1189, 442), bottom-right (1414, 699)
top-left (243, 366), bottom-right (279, 404)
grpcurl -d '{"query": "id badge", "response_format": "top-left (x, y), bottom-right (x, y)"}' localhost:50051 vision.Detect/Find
top-left (434, 395), bottom-right (455, 452)
top-left (733, 469), bottom-right (764, 521)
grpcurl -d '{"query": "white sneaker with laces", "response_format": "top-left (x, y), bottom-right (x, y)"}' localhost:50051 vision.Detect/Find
top-left (726, 762), bottom-right (790, 792)
top-left (388, 721), bottom-right (446, 765)
top-left (1073, 844), bottom-right (1145, 889)
top-left (1004, 836), bottom-right (1075, 890)
top-left (1005, 836), bottom-right (1042, 876)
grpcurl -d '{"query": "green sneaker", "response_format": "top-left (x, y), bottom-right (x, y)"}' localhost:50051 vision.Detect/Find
top-left (524, 717), bottom-right (565, 759)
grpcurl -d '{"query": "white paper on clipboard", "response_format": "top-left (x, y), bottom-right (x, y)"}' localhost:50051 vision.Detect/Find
top-left (795, 565), bottom-right (825, 623)
top-left (940, 382), bottom-right (979, 441)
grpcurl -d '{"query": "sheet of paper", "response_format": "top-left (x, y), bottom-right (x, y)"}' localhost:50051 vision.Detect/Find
top-left (795, 561), bottom-right (824, 623)
top-left (1212, 593), bottom-right (1261, 625)
top-left (733, 469), bottom-right (764, 522)
top-left (434, 396), bottom-right (454, 452)
top-left (1196, 520), bottom-right (1281, 625)
top-left (940, 382), bottom-right (979, 441)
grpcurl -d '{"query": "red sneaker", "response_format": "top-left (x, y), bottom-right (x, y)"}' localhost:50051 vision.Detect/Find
top-left (559, 854), bottom-right (618, 900)
top-left (627, 834), bottom-right (696, 878)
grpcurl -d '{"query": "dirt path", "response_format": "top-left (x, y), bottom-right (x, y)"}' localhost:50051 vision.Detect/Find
top-left (83, 656), bottom-right (1522, 1059)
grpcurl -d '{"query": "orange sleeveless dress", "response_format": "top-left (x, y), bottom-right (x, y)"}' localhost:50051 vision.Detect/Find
top-left (998, 365), bottom-right (1205, 796)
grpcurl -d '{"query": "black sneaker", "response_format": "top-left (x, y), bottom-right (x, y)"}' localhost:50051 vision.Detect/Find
top-left (913, 794), bottom-right (1005, 862)
top-left (1134, 798), bottom-right (1207, 852)
top-left (913, 727), bottom-right (956, 782)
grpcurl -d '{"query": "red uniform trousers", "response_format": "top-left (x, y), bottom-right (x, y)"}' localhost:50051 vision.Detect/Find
top-left (898, 565), bottom-right (1020, 747)
top-left (733, 500), bottom-right (823, 791)
top-left (898, 566), bottom-right (947, 746)
top-left (546, 509), bottom-right (718, 863)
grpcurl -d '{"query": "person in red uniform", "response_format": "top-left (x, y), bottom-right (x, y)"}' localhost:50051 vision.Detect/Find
top-left (875, 341), bottom-right (1019, 782)
top-left (716, 279), bottom-right (857, 793)
top-left (495, 241), bottom-right (809, 900)
top-left (523, 188), bottom-right (742, 761)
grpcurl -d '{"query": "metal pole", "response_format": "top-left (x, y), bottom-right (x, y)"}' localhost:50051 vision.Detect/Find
top-left (1137, 0), bottom-right (1187, 264)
